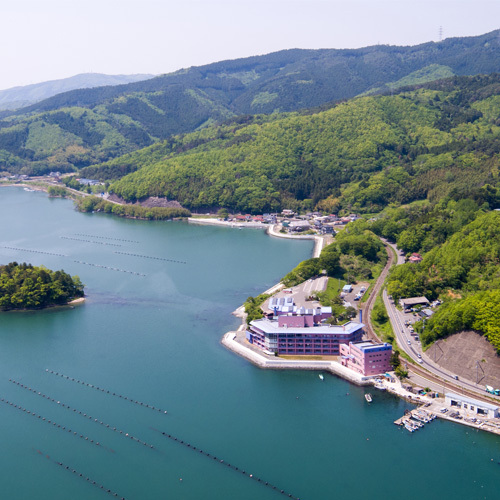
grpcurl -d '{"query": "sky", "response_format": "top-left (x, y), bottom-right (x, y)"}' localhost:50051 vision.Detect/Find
top-left (1, 0), bottom-right (499, 91)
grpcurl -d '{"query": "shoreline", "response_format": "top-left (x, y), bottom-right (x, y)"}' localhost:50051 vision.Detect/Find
top-left (68, 297), bottom-right (86, 306)
top-left (219, 222), bottom-right (500, 437)
top-left (0, 296), bottom-right (85, 313)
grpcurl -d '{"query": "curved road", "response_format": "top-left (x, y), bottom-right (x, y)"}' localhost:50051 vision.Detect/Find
top-left (377, 238), bottom-right (499, 403)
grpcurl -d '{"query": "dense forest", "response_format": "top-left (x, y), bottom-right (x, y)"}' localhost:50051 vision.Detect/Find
top-left (0, 262), bottom-right (84, 311)
top-left (74, 196), bottom-right (191, 220)
top-left (0, 29), bottom-right (499, 174)
top-left (97, 74), bottom-right (500, 214)
top-left (373, 208), bottom-right (500, 350)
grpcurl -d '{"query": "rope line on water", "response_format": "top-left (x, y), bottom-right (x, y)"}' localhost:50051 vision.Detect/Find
top-left (61, 236), bottom-right (122, 247)
top-left (114, 251), bottom-right (187, 265)
top-left (2, 246), bottom-right (67, 257)
top-left (9, 379), bottom-right (156, 450)
top-left (45, 369), bottom-right (168, 415)
top-left (34, 449), bottom-right (128, 499)
top-left (73, 261), bottom-right (146, 277)
top-left (75, 234), bottom-right (139, 243)
top-left (0, 398), bottom-right (108, 451)
top-left (151, 428), bottom-right (302, 500)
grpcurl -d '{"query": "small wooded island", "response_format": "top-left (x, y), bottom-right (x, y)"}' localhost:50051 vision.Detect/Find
top-left (0, 262), bottom-right (84, 311)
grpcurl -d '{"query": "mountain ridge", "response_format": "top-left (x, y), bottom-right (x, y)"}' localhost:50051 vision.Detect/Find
top-left (1, 29), bottom-right (500, 175)
top-left (0, 73), bottom-right (155, 111)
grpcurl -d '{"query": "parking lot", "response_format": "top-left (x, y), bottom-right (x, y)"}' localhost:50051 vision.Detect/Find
top-left (340, 282), bottom-right (369, 309)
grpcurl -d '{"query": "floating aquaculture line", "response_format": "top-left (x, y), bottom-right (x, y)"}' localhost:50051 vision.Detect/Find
top-left (34, 449), bottom-right (128, 499)
top-left (152, 428), bottom-right (302, 500)
top-left (2, 246), bottom-right (67, 257)
top-left (9, 379), bottom-right (156, 450)
top-left (75, 234), bottom-right (139, 244)
top-left (114, 251), bottom-right (187, 265)
top-left (0, 398), bottom-right (106, 450)
top-left (73, 261), bottom-right (146, 276)
top-left (45, 370), bottom-right (167, 414)
top-left (61, 236), bottom-right (122, 247)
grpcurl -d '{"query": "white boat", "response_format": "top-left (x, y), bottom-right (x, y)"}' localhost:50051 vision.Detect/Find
top-left (365, 393), bottom-right (372, 403)
top-left (374, 382), bottom-right (386, 391)
top-left (318, 374), bottom-right (324, 380)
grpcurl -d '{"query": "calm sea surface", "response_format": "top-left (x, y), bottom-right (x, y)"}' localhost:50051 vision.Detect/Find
top-left (0, 186), bottom-right (499, 500)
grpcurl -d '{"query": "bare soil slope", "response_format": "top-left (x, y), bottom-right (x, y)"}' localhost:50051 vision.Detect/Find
top-left (427, 331), bottom-right (500, 388)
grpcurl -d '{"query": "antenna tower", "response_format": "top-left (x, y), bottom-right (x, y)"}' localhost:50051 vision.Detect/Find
top-left (439, 26), bottom-right (443, 42)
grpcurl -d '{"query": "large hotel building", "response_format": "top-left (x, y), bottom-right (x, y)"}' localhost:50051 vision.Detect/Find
top-left (246, 296), bottom-right (392, 376)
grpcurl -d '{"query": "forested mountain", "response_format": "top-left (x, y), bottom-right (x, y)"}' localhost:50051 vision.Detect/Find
top-left (1, 30), bottom-right (500, 175)
top-left (0, 73), bottom-right (154, 111)
top-left (92, 73), bottom-right (500, 214)
top-left (379, 210), bottom-right (500, 350)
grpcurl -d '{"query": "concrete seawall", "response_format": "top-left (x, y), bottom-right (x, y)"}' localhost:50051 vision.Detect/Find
top-left (221, 331), bottom-right (372, 386)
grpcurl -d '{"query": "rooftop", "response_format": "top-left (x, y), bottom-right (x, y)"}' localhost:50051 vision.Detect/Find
top-left (400, 296), bottom-right (429, 306)
top-left (352, 341), bottom-right (391, 352)
top-left (250, 318), bottom-right (364, 335)
top-left (446, 393), bottom-right (499, 411)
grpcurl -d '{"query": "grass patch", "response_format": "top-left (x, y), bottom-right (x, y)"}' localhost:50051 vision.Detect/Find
top-left (317, 277), bottom-right (346, 305)
top-left (371, 294), bottom-right (394, 343)
top-left (361, 262), bottom-right (383, 303)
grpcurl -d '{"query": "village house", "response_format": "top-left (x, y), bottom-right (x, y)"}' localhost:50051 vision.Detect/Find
top-left (288, 220), bottom-right (311, 233)
top-left (408, 252), bottom-right (423, 263)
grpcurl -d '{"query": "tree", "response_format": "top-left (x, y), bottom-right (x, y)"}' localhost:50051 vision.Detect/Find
top-left (395, 365), bottom-right (408, 380)
top-left (319, 244), bottom-right (340, 276)
top-left (217, 208), bottom-right (229, 219)
top-left (390, 350), bottom-right (401, 370)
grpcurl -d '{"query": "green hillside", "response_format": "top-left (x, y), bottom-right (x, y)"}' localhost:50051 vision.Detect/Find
top-left (381, 210), bottom-right (500, 350)
top-left (101, 74), bottom-right (500, 214)
top-left (1, 30), bottom-right (500, 174)
top-left (361, 64), bottom-right (456, 96)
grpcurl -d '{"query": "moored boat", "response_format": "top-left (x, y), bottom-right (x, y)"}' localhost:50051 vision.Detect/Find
top-left (365, 393), bottom-right (372, 403)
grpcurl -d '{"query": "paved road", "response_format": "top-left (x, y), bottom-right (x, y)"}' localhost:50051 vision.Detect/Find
top-left (380, 240), bottom-right (500, 403)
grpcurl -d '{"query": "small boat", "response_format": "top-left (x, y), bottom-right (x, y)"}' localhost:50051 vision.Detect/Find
top-left (374, 382), bottom-right (386, 391)
top-left (365, 393), bottom-right (373, 403)
top-left (318, 374), bottom-right (324, 381)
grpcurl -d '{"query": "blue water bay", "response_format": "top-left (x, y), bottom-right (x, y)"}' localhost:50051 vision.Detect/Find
top-left (0, 187), bottom-right (498, 500)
